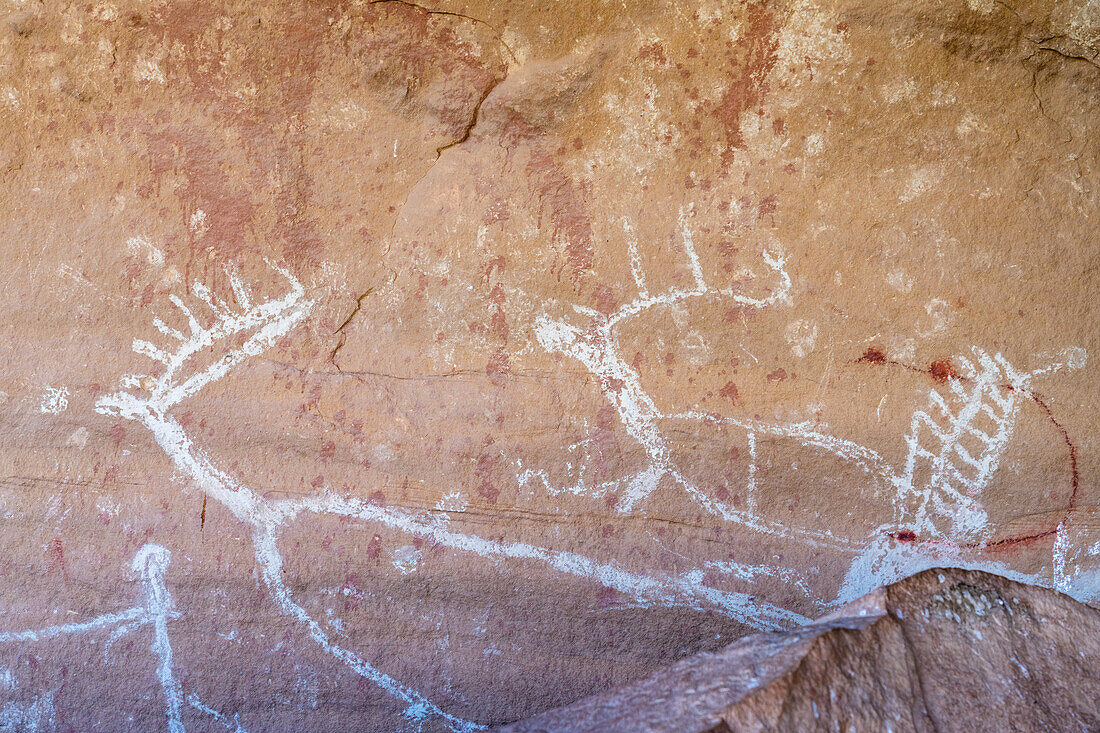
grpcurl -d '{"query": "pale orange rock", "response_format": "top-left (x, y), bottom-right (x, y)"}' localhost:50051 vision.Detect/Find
top-left (0, 0), bottom-right (1096, 730)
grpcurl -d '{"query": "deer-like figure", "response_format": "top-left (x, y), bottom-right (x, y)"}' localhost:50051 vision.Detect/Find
top-left (524, 208), bottom-right (1087, 603)
top-left (96, 260), bottom-right (813, 731)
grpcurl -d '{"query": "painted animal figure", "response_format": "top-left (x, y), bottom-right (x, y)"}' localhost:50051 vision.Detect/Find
top-left (95, 260), bottom-right (809, 731)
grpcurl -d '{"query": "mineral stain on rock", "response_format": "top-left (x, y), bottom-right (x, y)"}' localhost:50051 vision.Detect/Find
top-left (0, 0), bottom-right (1096, 730)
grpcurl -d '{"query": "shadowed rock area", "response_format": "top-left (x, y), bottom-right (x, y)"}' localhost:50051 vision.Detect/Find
top-left (505, 568), bottom-right (1100, 732)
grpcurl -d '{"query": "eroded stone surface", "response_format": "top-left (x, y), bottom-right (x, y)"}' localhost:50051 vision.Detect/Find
top-left (0, 0), bottom-right (1096, 730)
top-left (506, 568), bottom-right (1100, 732)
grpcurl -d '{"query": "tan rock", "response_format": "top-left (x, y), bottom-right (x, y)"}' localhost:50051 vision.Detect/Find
top-left (505, 568), bottom-right (1100, 732)
top-left (0, 0), bottom-right (1095, 729)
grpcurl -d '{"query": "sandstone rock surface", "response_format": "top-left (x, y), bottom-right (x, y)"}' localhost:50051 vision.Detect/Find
top-left (505, 568), bottom-right (1100, 733)
top-left (0, 0), bottom-right (1096, 730)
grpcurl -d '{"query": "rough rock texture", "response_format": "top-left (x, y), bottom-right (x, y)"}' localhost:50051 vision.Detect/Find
top-left (505, 568), bottom-right (1100, 732)
top-left (0, 0), bottom-right (1096, 730)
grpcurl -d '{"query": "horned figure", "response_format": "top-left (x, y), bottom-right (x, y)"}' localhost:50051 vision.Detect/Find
top-left (525, 207), bottom-right (1088, 601)
top-left (95, 258), bottom-right (815, 731)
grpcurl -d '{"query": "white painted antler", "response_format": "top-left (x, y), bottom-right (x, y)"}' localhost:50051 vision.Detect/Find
top-left (896, 349), bottom-right (1031, 539)
top-left (608, 207), bottom-right (791, 327)
top-left (97, 261), bottom-right (312, 418)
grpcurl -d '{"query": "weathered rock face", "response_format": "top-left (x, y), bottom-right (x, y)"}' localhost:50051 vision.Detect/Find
top-left (0, 0), bottom-right (1096, 730)
top-left (505, 568), bottom-right (1100, 733)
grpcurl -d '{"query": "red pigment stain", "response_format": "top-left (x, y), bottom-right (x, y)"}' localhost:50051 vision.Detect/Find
top-left (47, 539), bottom-right (66, 578)
top-left (525, 147), bottom-right (594, 286)
top-left (718, 381), bottom-right (741, 405)
top-left (928, 359), bottom-right (959, 384)
top-left (857, 347), bottom-right (887, 365)
top-left (365, 534), bottom-right (383, 561)
top-left (477, 481), bottom-right (499, 503)
top-left (860, 352), bottom-right (1081, 553)
top-left (476, 451), bottom-right (499, 503)
top-left (715, 2), bottom-right (779, 167)
top-left (766, 368), bottom-right (787, 382)
top-left (486, 348), bottom-right (510, 386)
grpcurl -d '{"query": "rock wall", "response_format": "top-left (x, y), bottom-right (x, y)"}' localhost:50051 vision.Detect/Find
top-left (507, 568), bottom-right (1100, 732)
top-left (0, 0), bottom-right (1096, 730)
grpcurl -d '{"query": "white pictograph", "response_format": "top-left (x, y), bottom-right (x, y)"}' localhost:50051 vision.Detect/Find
top-left (13, 218), bottom-right (1088, 730)
top-left (0, 544), bottom-right (241, 733)
top-left (522, 209), bottom-right (1087, 602)
top-left (897, 350), bottom-right (1028, 539)
top-left (90, 260), bottom-right (811, 732)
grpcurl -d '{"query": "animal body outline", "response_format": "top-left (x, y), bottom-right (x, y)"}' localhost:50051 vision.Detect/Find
top-left (90, 259), bottom-right (812, 731)
top-left (9, 215), bottom-right (1087, 731)
top-left (524, 207), bottom-right (1087, 601)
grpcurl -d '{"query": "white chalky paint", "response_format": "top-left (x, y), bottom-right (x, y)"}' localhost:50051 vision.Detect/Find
top-left (39, 386), bottom-right (69, 415)
top-left (80, 246), bottom-right (1091, 729)
top-left (0, 544), bottom-right (240, 733)
top-left (96, 261), bottom-right (812, 731)
top-left (525, 208), bottom-right (1091, 605)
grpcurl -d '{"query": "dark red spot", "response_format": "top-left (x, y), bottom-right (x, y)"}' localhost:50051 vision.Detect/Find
top-left (857, 347), bottom-right (887, 365)
top-left (892, 530), bottom-right (917, 543)
top-left (365, 534), bottom-right (382, 561)
top-left (718, 381), bottom-right (741, 404)
top-left (928, 359), bottom-right (958, 384)
top-left (319, 440), bottom-right (336, 460)
top-left (108, 424), bottom-right (127, 446)
top-left (758, 195), bottom-right (777, 217)
top-left (486, 348), bottom-right (510, 386)
top-left (46, 539), bottom-right (66, 578)
top-left (766, 368), bottom-right (787, 382)
top-left (477, 481), bottom-right (499, 503)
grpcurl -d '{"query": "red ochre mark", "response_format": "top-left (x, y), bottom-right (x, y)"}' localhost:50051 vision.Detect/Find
top-left (477, 481), bottom-right (499, 503)
top-left (715, 1), bottom-right (779, 168)
top-left (856, 347), bottom-right (887, 365)
top-left (928, 359), bottom-right (959, 384)
top-left (366, 534), bottom-right (383, 562)
top-left (855, 348), bottom-right (1080, 554)
top-left (486, 347), bottom-right (511, 386)
top-left (974, 391), bottom-right (1079, 553)
top-left (890, 530), bottom-right (918, 543)
top-left (46, 539), bottom-right (66, 579)
top-left (719, 381), bottom-right (741, 405)
top-left (766, 368), bottom-right (787, 382)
